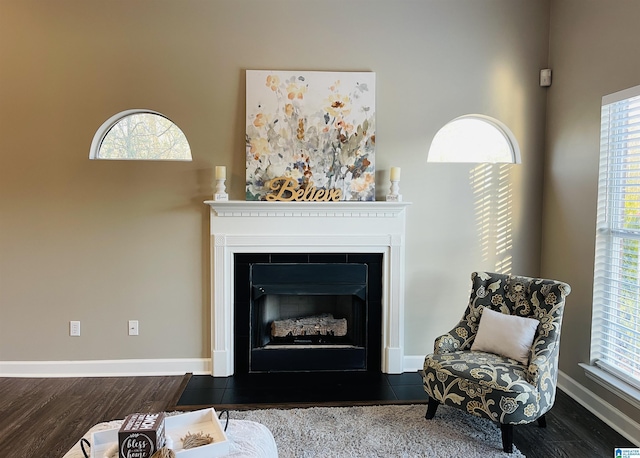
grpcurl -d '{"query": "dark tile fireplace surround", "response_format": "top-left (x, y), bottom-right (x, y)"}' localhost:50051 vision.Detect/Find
top-left (233, 252), bottom-right (382, 377)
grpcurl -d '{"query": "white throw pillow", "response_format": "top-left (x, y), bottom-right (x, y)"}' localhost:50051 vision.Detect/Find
top-left (470, 307), bottom-right (540, 365)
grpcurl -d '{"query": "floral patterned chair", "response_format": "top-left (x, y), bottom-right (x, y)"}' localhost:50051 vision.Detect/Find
top-left (421, 272), bottom-right (571, 453)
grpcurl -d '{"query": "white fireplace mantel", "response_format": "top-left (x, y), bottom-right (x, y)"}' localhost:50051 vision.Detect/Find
top-left (205, 200), bottom-right (411, 376)
top-left (206, 200), bottom-right (410, 218)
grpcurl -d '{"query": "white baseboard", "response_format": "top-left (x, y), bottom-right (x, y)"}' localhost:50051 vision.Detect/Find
top-left (403, 354), bottom-right (425, 373)
top-left (557, 370), bottom-right (640, 446)
top-left (0, 358), bottom-right (212, 377)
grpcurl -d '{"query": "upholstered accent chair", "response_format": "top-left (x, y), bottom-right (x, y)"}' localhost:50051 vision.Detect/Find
top-left (421, 272), bottom-right (571, 453)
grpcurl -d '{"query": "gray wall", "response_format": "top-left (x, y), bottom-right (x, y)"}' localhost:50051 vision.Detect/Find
top-left (543, 0), bottom-right (640, 423)
top-left (0, 1), bottom-right (549, 366)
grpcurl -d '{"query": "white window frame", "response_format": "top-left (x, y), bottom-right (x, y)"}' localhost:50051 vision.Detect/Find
top-left (89, 109), bottom-right (192, 161)
top-left (427, 114), bottom-right (521, 164)
top-left (586, 84), bottom-right (640, 407)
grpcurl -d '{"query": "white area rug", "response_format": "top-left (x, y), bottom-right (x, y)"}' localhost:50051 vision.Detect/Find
top-left (229, 403), bottom-right (525, 457)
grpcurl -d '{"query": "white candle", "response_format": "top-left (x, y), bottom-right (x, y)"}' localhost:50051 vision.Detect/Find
top-left (390, 167), bottom-right (401, 181)
top-left (215, 166), bottom-right (226, 180)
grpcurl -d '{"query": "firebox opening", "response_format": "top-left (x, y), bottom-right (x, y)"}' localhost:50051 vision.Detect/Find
top-left (249, 263), bottom-right (369, 373)
top-left (253, 293), bottom-right (364, 348)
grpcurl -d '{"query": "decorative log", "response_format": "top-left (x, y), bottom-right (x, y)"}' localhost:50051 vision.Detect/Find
top-left (271, 313), bottom-right (347, 337)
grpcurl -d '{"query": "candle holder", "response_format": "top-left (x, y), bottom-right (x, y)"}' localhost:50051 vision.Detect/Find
top-left (214, 178), bottom-right (228, 201)
top-left (386, 180), bottom-right (402, 202)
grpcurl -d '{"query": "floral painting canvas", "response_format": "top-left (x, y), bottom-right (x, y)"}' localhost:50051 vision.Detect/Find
top-left (246, 70), bottom-right (376, 201)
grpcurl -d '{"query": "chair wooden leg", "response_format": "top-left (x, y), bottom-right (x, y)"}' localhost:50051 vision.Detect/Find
top-left (537, 415), bottom-right (547, 428)
top-left (425, 397), bottom-right (439, 420)
top-left (500, 424), bottom-right (513, 454)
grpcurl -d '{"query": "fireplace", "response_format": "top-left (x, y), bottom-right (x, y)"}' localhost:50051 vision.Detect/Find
top-left (205, 201), bottom-right (410, 376)
top-left (234, 255), bottom-right (382, 374)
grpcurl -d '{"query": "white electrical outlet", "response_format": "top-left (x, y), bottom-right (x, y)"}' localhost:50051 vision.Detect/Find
top-left (70, 321), bottom-right (81, 337)
top-left (128, 320), bottom-right (139, 336)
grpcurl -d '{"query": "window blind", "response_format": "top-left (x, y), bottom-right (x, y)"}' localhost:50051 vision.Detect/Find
top-left (592, 84), bottom-right (640, 390)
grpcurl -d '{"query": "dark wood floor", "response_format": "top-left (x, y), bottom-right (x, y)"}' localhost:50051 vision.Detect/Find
top-left (0, 373), bottom-right (635, 457)
top-left (514, 388), bottom-right (635, 457)
top-left (0, 375), bottom-right (187, 457)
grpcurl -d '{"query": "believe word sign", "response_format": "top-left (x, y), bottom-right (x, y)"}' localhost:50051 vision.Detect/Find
top-left (265, 176), bottom-right (342, 202)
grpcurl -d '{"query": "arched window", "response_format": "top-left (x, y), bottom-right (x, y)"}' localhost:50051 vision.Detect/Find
top-left (90, 109), bottom-right (192, 161)
top-left (427, 115), bottom-right (520, 164)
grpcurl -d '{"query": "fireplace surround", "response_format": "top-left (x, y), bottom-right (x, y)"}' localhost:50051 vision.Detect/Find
top-left (205, 201), bottom-right (410, 376)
